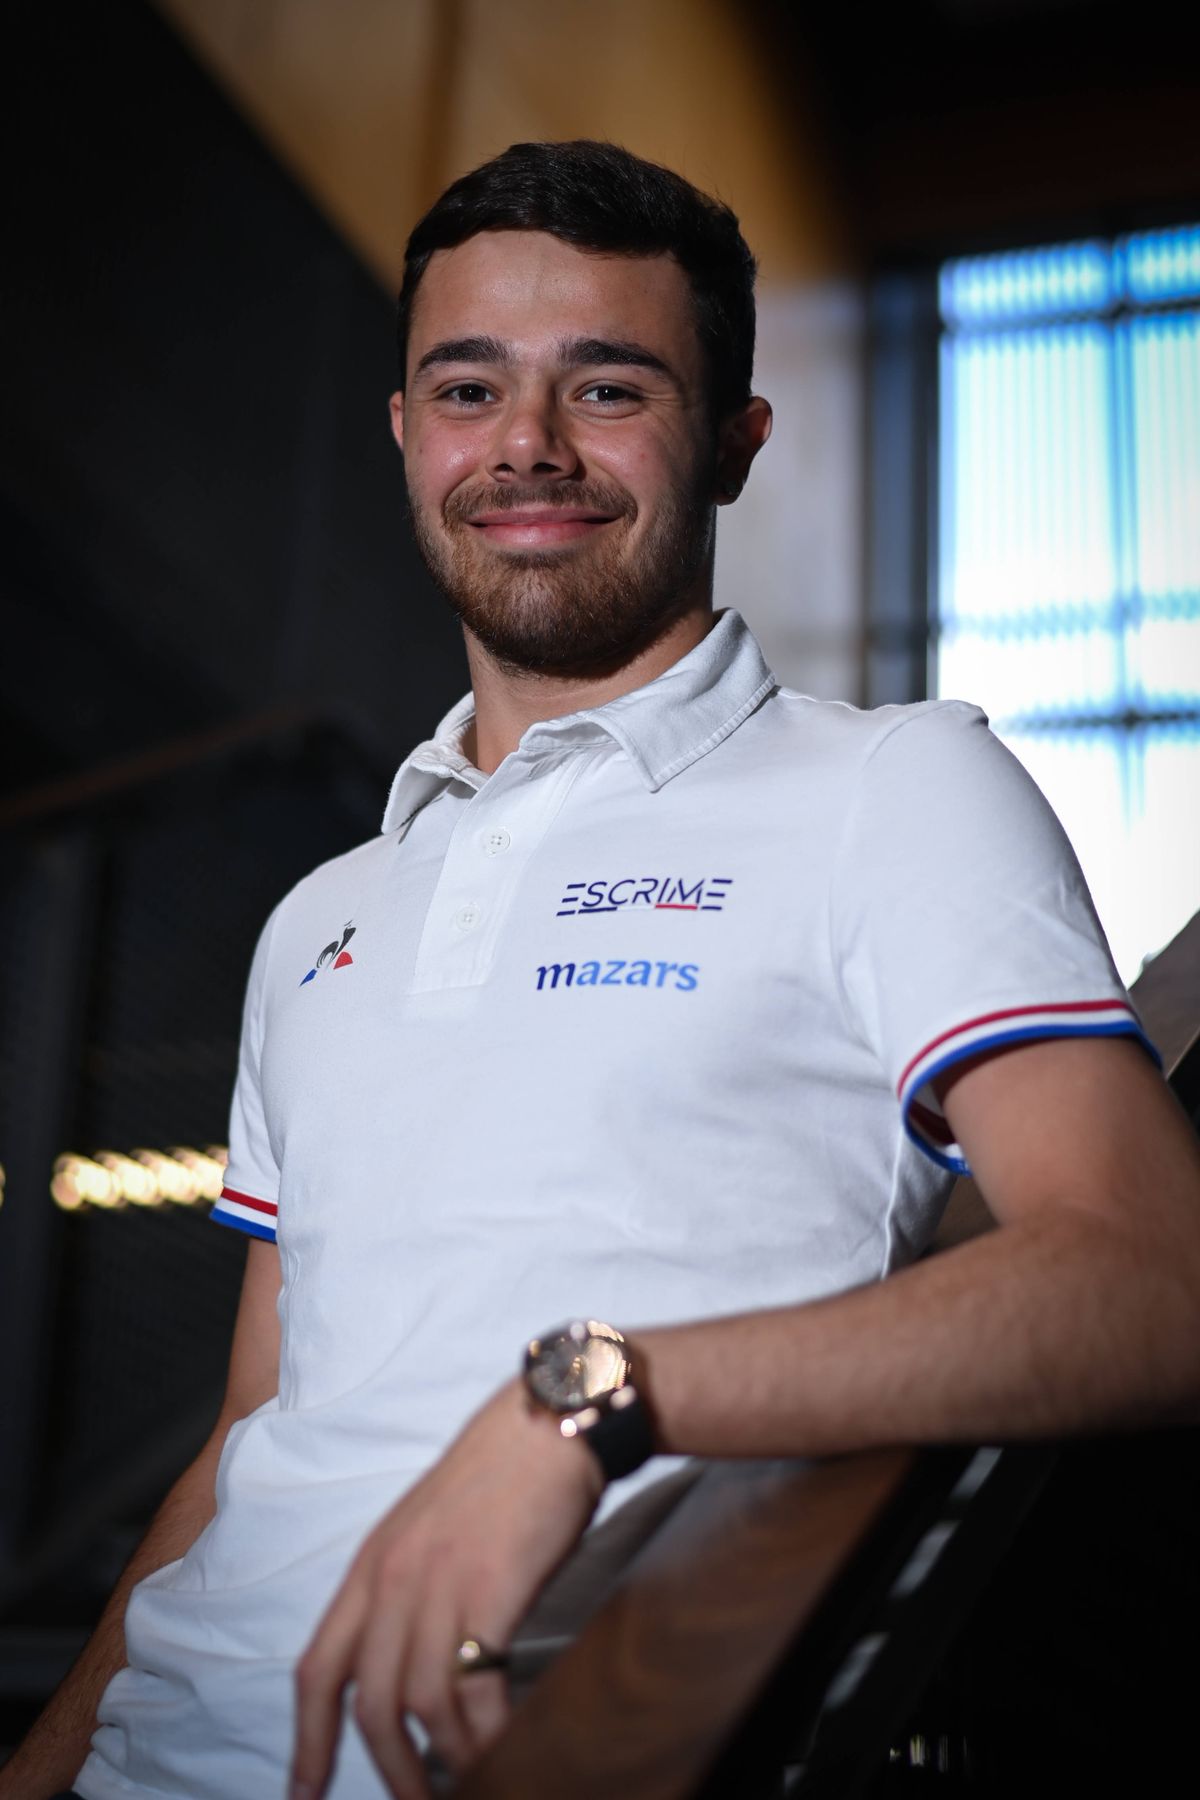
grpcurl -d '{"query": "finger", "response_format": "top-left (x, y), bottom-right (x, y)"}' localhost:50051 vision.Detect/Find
top-left (351, 1584), bottom-right (430, 1800)
top-left (450, 1580), bottom-right (526, 1760)
top-left (402, 1592), bottom-right (477, 1776)
top-left (454, 1667), bottom-right (511, 1766)
top-left (291, 1576), bottom-right (370, 1800)
top-left (351, 1684), bottom-right (429, 1800)
top-left (441, 1589), bottom-right (514, 1769)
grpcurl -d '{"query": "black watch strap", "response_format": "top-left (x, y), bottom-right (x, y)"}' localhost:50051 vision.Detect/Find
top-left (564, 1384), bottom-right (656, 1482)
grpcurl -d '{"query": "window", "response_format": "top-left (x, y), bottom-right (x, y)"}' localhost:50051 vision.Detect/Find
top-left (936, 226), bottom-right (1200, 981)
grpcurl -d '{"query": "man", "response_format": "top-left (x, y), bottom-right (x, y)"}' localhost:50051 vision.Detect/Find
top-left (7, 140), bottom-right (1200, 1800)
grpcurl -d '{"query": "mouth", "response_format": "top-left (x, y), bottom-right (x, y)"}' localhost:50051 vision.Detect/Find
top-left (465, 507), bottom-right (622, 549)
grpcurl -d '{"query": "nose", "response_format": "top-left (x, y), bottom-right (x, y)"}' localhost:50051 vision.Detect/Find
top-left (486, 386), bottom-right (580, 483)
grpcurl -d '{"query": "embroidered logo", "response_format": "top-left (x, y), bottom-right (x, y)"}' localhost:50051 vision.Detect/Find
top-left (300, 922), bottom-right (355, 986)
top-left (556, 877), bottom-right (731, 917)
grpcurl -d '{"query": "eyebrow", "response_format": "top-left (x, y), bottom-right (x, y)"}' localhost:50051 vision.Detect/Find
top-left (411, 333), bottom-right (679, 384)
top-left (413, 335), bottom-right (512, 378)
top-left (557, 337), bottom-right (678, 381)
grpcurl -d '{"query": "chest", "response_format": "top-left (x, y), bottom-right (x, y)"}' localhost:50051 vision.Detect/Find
top-left (254, 752), bottom-right (917, 1315)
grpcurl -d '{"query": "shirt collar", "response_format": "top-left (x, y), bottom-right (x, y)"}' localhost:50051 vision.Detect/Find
top-left (380, 609), bottom-right (775, 834)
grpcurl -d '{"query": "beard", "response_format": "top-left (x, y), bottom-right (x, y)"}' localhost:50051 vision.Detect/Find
top-left (407, 466), bottom-right (717, 678)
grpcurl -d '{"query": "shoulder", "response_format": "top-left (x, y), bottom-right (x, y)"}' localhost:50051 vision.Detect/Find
top-left (276, 831), bottom-right (387, 916)
top-left (251, 831), bottom-right (391, 977)
top-left (816, 692), bottom-right (1072, 866)
top-left (777, 689), bottom-right (983, 750)
top-left (737, 685), bottom-right (989, 779)
top-left (760, 684), bottom-right (982, 737)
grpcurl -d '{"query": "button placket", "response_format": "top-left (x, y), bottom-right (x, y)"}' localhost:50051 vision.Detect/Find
top-left (409, 754), bottom-right (586, 994)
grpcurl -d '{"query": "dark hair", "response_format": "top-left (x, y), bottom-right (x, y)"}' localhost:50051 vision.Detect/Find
top-left (398, 140), bottom-right (757, 421)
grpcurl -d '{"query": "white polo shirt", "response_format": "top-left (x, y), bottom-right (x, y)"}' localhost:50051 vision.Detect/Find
top-left (80, 610), bottom-right (1152, 1800)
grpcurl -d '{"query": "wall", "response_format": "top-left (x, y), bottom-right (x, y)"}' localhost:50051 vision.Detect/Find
top-left (151, 0), bottom-right (868, 700)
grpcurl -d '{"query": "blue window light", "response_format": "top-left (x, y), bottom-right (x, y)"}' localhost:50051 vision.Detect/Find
top-left (937, 227), bottom-right (1200, 980)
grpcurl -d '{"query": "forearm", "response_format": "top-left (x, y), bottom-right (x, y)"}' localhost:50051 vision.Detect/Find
top-left (636, 1207), bottom-right (1200, 1462)
top-left (0, 1427), bottom-right (227, 1800)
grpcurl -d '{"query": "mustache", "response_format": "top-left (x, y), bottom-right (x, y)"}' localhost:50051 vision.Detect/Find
top-left (444, 481), bottom-right (636, 526)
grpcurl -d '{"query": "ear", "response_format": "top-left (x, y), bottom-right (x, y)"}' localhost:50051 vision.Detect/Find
top-left (389, 391), bottom-right (405, 455)
top-left (715, 395), bottom-right (772, 504)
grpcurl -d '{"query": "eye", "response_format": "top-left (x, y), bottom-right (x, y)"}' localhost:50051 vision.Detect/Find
top-left (579, 381), bottom-right (638, 406)
top-left (440, 381), bottom-right (495, 408)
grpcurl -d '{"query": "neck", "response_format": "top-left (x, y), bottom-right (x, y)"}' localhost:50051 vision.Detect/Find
top-left (462, 603), bottom-right (716, 775)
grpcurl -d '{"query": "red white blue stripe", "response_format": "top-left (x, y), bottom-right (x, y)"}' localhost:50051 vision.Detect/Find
top-left (212, 1186), bottom-right (279, 1242)
top-left (899, 998), bottom-right (1159, 1173)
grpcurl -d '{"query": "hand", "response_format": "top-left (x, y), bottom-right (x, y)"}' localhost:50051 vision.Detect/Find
top-left (289, 1378), bottom-right (604, 1799)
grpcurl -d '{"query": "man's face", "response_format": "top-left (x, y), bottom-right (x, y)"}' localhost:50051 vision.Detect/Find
top-left (393, 230), bottom-right (721, 677)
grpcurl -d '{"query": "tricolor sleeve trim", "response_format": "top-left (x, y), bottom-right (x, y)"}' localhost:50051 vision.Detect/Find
top-left (898, 999), bottom-right (1161, 1175)
top-left (212, 1185), bottom-right (279, 1243)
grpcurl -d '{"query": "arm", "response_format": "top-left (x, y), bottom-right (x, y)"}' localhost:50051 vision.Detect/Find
top-left (639, 1033), bottom-right (1200, 1455)
top-left (0, 1238), bottom-right (282, 1800)
top-left (290, 1034), bottom-right (1200, 1800)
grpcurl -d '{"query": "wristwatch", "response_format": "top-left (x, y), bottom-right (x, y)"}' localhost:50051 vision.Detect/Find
top-left (523, 1319), bottom-right (656, 1482)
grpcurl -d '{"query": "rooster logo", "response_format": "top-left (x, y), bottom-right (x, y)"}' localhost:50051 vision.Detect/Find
top-left (299, 922), bottom-right (356, 987)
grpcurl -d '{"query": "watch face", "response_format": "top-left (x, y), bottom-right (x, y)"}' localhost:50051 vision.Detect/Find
top-left (525, 1320), bottom-right (629, 1413)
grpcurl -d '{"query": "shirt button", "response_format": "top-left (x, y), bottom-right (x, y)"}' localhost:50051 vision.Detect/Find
top-left (482, 827), bottom-right (512, 856)
top-left (455, 903), bottom-right (482, 931)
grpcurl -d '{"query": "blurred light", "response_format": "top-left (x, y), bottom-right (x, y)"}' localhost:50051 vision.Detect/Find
top-left (940, 240), bottom-right (1111, 329)
top-left (52, 1154), bottom-right (121, 1210)
top-left (134, 1149), bottom-right (197, 1205)
top-left (96, 1151), bottom-right (159, 1206)
top-left (51, 1146), bottom-right (229, 1212)
top-left (1122, 225), bottom-right (1200, 306)
top-left (170, 1146), bottom-right (227, 1201)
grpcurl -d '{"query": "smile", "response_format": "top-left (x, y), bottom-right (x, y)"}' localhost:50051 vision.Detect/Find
top-left (466, 508), bottom-right (621, 548)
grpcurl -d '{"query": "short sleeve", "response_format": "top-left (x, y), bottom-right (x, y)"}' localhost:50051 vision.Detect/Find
top-left (211, 908), bottom-right (282, 1242)
top-left (832, 702), bottom-right (1159, 1175)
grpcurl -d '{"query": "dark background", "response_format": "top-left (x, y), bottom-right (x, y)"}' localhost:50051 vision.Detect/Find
top-left (1, 0), bottom-right (467, 1743)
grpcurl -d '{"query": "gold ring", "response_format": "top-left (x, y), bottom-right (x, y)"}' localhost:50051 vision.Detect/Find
top-left (453, 1636), bottom-right (509, 1676)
